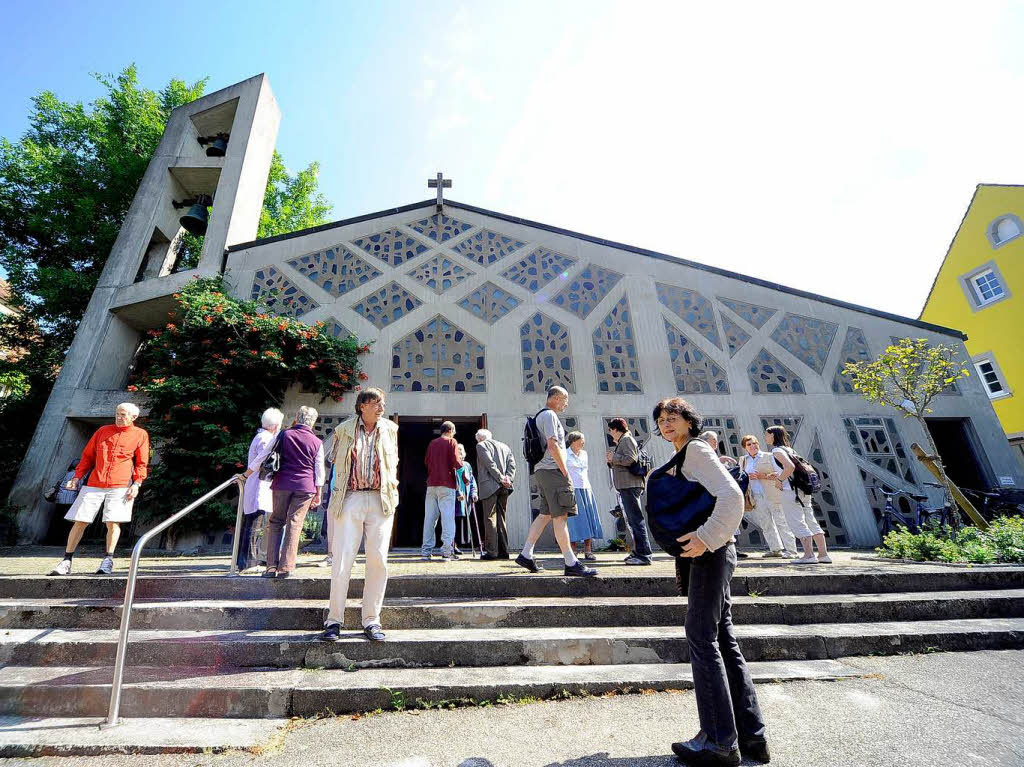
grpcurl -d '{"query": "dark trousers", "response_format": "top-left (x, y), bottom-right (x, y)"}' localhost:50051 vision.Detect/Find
top-left (236, 511), bottom-right (265, 570)
top-left (268, 490), bottom-right (314, 573)
top-left (481, 488), bottom-right (510, 557)
top-left (684, 543), bottom-right (766, 752)
top-left (618, 486), bottom-right (653, 561)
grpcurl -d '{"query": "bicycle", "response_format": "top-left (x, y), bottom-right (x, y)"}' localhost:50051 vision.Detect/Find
top-left (914, 482), bottom-right (962, 532)
top-left (875, 483), bottom-right (954, 537)
top-left (961, 486), bottom-right (1024, 521)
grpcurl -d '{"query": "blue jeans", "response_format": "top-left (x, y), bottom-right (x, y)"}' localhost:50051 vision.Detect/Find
top-left (422, 486), bottom-right (457, 557)
top-left (618, 486), bottom-right (653, 561)
top-left (684, 543), bottom-right (766, 752)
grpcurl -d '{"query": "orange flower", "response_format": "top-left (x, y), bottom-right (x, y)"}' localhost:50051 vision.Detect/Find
top-left (126, 385), bottom-right (138, 392)
top-left (190, 404), bottom-right (200, 412)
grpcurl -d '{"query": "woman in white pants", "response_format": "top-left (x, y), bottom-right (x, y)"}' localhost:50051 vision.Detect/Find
top-left (739, 435), bottom-right (797, 558)
top-left (765, 426), bottom-right (831, 565)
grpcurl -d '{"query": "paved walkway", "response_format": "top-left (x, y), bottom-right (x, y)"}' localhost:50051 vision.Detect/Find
top-left (0, 546), bottom-right (989, 578)
top-left (5, 650), bottom-right (1022, 766)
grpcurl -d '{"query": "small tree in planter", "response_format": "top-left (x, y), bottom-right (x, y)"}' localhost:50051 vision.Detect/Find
top-left (841, 338), bottom-right (982, 526)
top-left (130, 276), bottom-right (369, 538)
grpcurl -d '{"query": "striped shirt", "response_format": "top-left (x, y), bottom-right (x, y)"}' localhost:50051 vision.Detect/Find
top-left (348, 419), bottom-right (381, 491)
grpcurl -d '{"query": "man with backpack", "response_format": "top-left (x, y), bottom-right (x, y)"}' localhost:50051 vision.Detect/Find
top-left (606, 418), bottom-right (654, 565)
top-left (517, 386), bottom-right (597, 577)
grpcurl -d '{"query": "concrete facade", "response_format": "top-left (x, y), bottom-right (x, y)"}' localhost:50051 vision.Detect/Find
top-left (9, 74), bottom-right (1024, 547)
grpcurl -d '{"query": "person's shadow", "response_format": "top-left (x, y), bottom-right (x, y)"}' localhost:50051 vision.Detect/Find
top-left (455, 755), bottom-right (678, 767)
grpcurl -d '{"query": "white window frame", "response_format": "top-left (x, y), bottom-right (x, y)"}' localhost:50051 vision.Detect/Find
top-left (958, 260), bottom-right (1012, 312)
top-left (971, 269), bottom-right (1006, 306)
top-left (986, 213), bottom-right (1024, 249)
top-left (972, 353), bottom-right (1011, 400)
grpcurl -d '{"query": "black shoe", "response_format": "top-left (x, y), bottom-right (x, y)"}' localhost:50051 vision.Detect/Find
top-left (363, 624), bottom-right (386, 641)
top-left (671, 737), bottom-right (740, 766)
top-left (515, 554), bottom-right (544, 573)
top-left (736, 551), bottom-right (750, 559)
top-left (261, 568), bottom-right (277, 578)
top-left (564, 561), bottom-right (598, 577)
top-left (320, 623), bottom-right (341, 642)
top-left (740, 739), bottom-right (771, 764)
top-left (480, 552), bottom-right (497, 561)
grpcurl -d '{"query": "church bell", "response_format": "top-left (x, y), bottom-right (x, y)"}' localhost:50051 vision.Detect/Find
top-left (178, 195), bottom-right (213, 236)
top-left (205, 134), bottom-right (228, 157)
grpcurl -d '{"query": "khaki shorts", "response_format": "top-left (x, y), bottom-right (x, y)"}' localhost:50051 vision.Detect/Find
top-left (64, 485), bottom-right (135, 524)
top-left (534, 469), bottom-right (576, 518)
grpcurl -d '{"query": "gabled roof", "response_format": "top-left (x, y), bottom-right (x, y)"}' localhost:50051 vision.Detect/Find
top-left (228, 198), bottom-right (967, 340)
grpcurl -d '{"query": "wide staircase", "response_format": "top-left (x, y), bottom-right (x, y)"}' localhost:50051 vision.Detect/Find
top-left (2, 554), bottom-right (1024, 724)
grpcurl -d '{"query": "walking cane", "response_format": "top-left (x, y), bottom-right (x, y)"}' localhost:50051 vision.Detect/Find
top-left (468, 499), bottom-right (484, 558)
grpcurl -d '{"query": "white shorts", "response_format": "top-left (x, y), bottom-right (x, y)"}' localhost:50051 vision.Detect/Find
top-left (64, 485), bottom-right (135, 524)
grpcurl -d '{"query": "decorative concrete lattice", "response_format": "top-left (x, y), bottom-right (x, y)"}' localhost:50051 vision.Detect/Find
top-left (458, 281), bottom-right (520, 324)
top-left (312, 415), bottom-right (346, 441)
top-left (748, 349), bottom-right (805, 394)
top-left (890, 336), bottom-right (961, 396)
top-left (250, 266), bottom-right (319, 318)
top-left (843, 416), bottom-right (916, 484)
top-left (603, 417), bottom-right (651, 448)
top-left (701, 415), bottom-right (743, 460)
top-left (808, 431), bottom-right (849, 546)
top-left (771, 313), bottom-right (839, 374)
top-left (406, 255), bottom-right (474, 295)
top-left (656, 283), bottom-right (721, 349)
top-left (521, 312), bottom-right (575, 393)
top-left (286, 246), bottom-right (382, 298)
top-left (501, 247), bottom-right (576, 293)
top-left (759, 415), bottom-right (803, 444)
top-left (322, 317), bottom-right (353, 339)
top-left (593, 297), bottom-right (643, 393)
top-left (351, 228), bottom-right (429, 267)
top-left (718, 297), bottom-right (776, 329)
top-left (721, 315), bottom-right (751, 358)
top-left (663, 319), bottom-right (730, 394)
top-left (832, 326), bottom-right (872, 394)
top-left (351, 281), bottom-right (422, 329)
top-left (408, 212), bottom-right (473, 243)
top-left (549, 264), bottom-right (623, 319)
top-left (452, 228), bottom-right (526, 266)
top-left (391, 315), bottom-right (486, 392)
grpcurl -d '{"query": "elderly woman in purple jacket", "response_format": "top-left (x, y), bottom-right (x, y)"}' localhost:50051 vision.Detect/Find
top-left (237, 408), bottom-right (284, 573)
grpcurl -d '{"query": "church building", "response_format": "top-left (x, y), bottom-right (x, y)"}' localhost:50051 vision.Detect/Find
top-left (11, 75), bottom-right (1023, 548)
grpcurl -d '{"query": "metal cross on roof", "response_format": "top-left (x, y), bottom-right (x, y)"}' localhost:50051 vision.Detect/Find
top-left (427, 172), bottom-right (451, 211)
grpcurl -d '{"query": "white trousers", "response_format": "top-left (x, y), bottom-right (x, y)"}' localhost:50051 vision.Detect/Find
top-left (326, 490), bottom-right (394, 628)
top-left (748, 496), bottom-right (797, 553)
top-left (781, 486), bottom-right (823, 539)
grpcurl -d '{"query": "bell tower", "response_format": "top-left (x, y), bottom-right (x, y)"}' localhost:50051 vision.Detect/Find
top-left (10, 74), bottom-right (280, 541)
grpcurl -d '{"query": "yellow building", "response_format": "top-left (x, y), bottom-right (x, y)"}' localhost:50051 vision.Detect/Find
top-left (921, 184), bottom-right (1024, 468)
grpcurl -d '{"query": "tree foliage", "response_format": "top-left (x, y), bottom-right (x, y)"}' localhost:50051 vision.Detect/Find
top-left (0, 65), bottom-right (333, 500)
top-left (132, 277), bottom-right (367, 534)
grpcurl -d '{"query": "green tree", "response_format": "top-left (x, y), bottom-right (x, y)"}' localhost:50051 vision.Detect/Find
top-left (0, 66), bottom-right (333, 498)
top-left (131, 277), bottom-right (366, 537)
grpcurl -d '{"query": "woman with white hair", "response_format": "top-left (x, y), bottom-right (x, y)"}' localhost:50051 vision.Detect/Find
top-left (237, 407), bottom-right (284, 573)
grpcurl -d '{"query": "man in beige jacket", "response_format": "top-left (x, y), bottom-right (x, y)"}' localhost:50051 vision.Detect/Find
top-left (320, 387), bottom-right (399, 642)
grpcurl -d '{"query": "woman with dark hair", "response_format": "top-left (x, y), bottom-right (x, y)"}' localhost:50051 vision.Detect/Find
top-left (765, 426), bottom-right (831, 565)
top-left (653, 396), bottom-right (769, 766)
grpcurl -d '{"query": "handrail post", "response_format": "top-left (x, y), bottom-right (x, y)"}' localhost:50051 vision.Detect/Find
top-left (229, 476), bottom-right (245, 575)
top-left (99, 476), bottom-right (244, 729)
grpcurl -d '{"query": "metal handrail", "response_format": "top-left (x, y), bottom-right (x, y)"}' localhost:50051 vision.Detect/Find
top-left (100, 475), bottom-right (245, 729)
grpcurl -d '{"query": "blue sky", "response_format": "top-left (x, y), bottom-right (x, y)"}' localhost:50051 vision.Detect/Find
top-left (4, 1), bottom-right (1024, 318)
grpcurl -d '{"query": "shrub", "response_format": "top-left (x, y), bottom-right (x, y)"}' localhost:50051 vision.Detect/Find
top-left (877, 516), bottom-right (1024, 564)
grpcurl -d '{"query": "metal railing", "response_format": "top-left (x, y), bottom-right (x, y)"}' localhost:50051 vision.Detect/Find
top-left (100, 475), bottom-right (245, 729)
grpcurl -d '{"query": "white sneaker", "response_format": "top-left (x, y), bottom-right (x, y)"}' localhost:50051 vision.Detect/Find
top-left (793, 555), bottom-right (818, 565)
top-left (95, 555), bottom-right (114, 575)
top-left (817, 554), bottom-right (833, 564)
top-left (49, 558), bottom-right (72, 576)
top-left (781, 550), bottom-right (800, 558)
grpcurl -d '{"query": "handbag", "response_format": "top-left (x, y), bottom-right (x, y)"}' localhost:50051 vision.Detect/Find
top-left (644, 439), bottom-right (748, 557)
top-left (258, 434), bottom-right (283, 481)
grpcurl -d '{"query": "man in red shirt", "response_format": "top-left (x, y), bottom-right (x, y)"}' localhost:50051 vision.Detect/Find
top-left (50, 403), bottom-right (150, 576)
top-left (420, 421), bottom-right (462, 562)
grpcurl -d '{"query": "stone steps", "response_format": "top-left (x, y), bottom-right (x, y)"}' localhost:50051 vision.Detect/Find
top-left (2, 589), bottom-right (1023, 630)
top-left (3, 565), bottom-right (1023, 599)
top-left (1, 618), bottom-right (1021, 670)
top-left (0, 659), bottom-right (865, 719)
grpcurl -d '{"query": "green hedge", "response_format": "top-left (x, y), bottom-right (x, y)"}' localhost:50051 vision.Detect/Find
top-left (876, 516), bottom-right (1024, 564)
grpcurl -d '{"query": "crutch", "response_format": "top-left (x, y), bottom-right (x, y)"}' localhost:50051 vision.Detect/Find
top-left (467, 498), bottom-right (484, 558)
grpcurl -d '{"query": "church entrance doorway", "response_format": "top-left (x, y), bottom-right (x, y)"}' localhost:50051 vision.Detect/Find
top-left (392, 415), bottom-right (486, 549)
top-left (925, 417), bottom-right (995, 492)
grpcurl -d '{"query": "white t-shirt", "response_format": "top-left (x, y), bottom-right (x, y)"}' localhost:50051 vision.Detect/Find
top-left (566, 449), bottom-right (591, 489)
